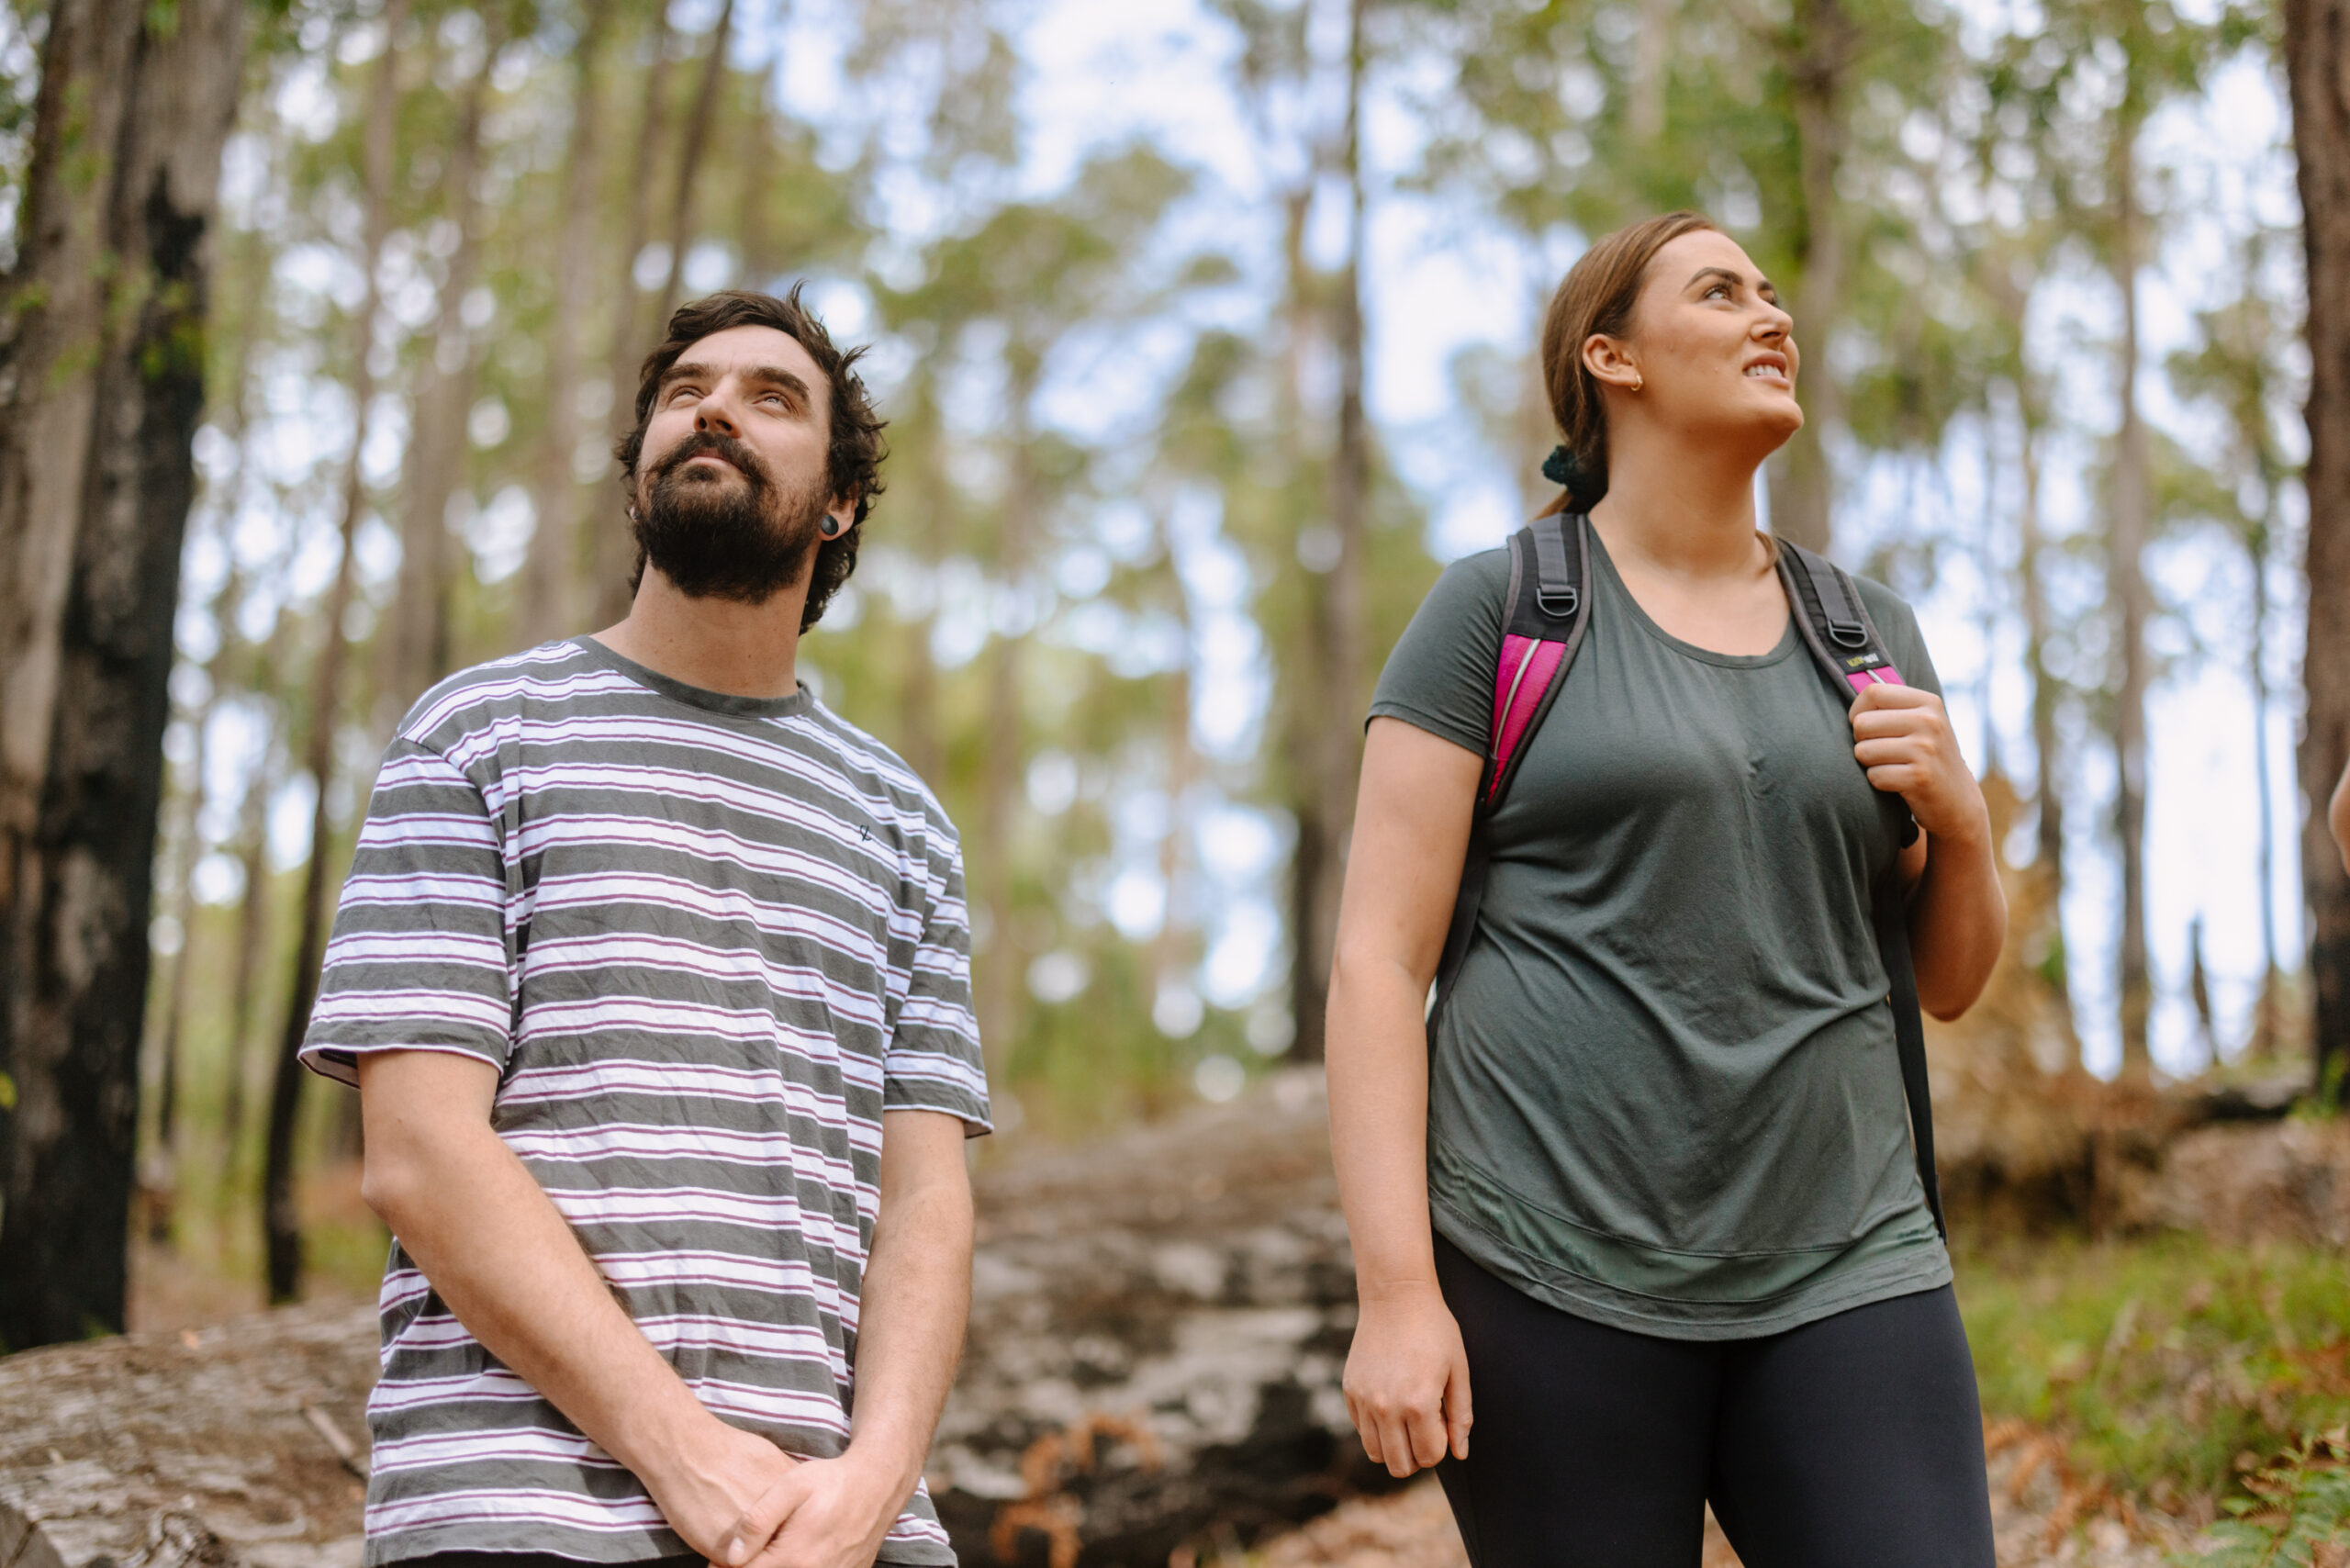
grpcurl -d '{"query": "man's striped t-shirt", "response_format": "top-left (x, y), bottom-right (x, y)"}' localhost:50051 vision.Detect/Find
top-left (300, 635), bottom-right (990, 1567)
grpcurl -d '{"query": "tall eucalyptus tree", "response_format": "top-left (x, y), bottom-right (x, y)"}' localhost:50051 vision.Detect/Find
top-left (0, 0), bottom-right (246, 1349)
top-left (2284, 0), bottom-right (2350, 1098)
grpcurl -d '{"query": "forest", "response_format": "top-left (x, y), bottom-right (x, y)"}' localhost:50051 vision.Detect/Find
top-left (2, 0), bottom-right (2349, 1562)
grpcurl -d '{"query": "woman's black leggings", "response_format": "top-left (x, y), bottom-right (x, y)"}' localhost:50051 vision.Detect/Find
top-left (1432, 1235), bottom-right (1996, 1568)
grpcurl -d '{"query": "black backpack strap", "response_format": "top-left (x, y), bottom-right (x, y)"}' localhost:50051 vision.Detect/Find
top-left (1774, 540), bottom-right (1946, 1240)
top-left (1428, 513), bottom-right (1591, 1040)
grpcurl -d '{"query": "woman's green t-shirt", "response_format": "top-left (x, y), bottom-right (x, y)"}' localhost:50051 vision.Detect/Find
top-left (1368, 528), bottom-right (1952, 1339)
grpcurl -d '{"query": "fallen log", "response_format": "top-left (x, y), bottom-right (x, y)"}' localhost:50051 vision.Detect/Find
top-left (932, 1069), bottom-right (1374, 1566)
top-left (0, 1070), bottom-right (1374, 1568)
top-left (0, 1299), bottom-right (376, 1568)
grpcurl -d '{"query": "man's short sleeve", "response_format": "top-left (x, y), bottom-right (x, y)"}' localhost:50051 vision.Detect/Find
top-left (299, 738), bottom-right (514, 1088)
top-left (885, 836), bottom-right (991, 1136)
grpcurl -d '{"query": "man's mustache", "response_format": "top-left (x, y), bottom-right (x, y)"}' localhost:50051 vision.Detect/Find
top-left (652, 430), bottom-right (770, 488)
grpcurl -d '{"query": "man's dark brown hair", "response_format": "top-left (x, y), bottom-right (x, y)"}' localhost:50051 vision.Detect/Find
top-left (616, 286), bottom-right (887, 631)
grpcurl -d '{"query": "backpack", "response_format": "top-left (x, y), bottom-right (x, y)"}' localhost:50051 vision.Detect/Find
top-left (1427, 511), bottom-right (1947, 1239)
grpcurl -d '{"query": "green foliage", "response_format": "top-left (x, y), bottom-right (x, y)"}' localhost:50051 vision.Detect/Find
top-left (1959, 1233), bottom-right (2350, 1506)
top-left (2186, 1431), bottom-right (2350, 1566)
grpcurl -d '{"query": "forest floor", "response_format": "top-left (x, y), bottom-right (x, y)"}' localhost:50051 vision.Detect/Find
top-left (109, 1084), bottom-right (2350, 1567)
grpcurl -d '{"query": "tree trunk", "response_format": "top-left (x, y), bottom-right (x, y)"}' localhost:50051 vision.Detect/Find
top-left (894, 380), bottom-right (951, 788)
top-left (1275, 184), bottom-right (1326, 1063)
top-left (2248, 510), bottom-right (2281, 1056)
top-left (1153, 515), bottom-right (1199, 1015)
top-left (151, 673), bottom-right (218, 1189)
top-left (380, 28), bottom-right (500, 726)
top-left (592, 8), bottom-right (679, 629)
top-left (517, 0), bottom-right (616, 649)
top-left (1765, 0), bottom-right (1852, 556)
top-left (2109, 122), bottom-right (2155, 1082)
top-left (1291, 2), bottom-right (1369, 1064)
top-left (263, 6), bottom-right (405, 1304)
top-left (2286, 0), bottom-right (2350, 1101)
top-left (0, 1), bottom-right (142, 873)
top-left (1629, 0), bottom-right (1674, 143)
top-left (2014, 397), bottom-right (2077, 1068)
top-left (219, 736), bottom-right (275, 1167)
top-left (977, 369), bottom-right (1040, 1079)
top-left (0, 0), bottom-right (243, 1352)
top-left (653, 0), bottom-right (737, 329)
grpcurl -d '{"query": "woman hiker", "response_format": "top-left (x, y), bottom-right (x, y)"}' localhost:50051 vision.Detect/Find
top-left (1326, 211), bottom-right (2007, 1567)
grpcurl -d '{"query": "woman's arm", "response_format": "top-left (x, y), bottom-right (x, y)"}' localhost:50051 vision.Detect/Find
top-left (1849, 685), bottom-right (2007, 1019)
top-left (1326, 717), bottom-right (1483, 1479)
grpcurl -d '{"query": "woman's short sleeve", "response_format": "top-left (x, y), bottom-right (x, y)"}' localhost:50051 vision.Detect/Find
top-left (1367, 548), bottom-right (1512, 757)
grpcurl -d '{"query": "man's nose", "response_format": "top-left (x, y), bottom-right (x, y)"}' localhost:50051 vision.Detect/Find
top-left (694, 391), bottom-right (741, 436)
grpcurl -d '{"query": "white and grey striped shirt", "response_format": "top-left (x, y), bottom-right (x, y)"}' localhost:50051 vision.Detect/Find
top-left (302, 635), bottom-right (990, 1567)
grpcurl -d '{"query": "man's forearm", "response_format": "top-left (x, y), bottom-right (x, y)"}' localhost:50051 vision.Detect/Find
top-left (356, 1052), bottom-right (738, 1510)
top-left (364, 1107), bottom-right (719, 1473)
top-left (842, 1113), bottom-right (976, 1498)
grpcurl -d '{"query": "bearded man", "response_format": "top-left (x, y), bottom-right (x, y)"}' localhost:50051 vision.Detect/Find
top-left (299, 289), bottom-right (990, 1568)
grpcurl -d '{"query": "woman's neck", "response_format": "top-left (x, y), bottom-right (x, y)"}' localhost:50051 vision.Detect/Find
top-left (1586, 421), bottom-right (1770, 579)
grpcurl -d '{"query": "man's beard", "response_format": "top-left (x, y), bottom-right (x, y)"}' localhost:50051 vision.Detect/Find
top-left (632, 430), bottom-right (832, 605)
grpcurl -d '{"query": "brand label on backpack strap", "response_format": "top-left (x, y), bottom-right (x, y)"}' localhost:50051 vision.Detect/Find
top-left (1845, 656), bottom-right (1906, 694)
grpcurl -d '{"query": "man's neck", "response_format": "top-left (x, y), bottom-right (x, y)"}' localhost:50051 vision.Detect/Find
top-left (591, 569), bottom-right (811, 700)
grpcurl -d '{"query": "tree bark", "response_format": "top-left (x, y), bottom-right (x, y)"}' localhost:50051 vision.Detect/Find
top-left (2109, 120), bottom-right (2155, 1081)
top-left (592, 7), bottom-right (680, 629)
top-left (0, 0), bottom-right (244, 1352)
top-left (517, 0), bottom-right (617, 649)
top-left (2286, 0), bottom-right (2350, 1100)
top-left (1291, 1), bottom-right (1369, 1064)
top-left (1765, 0), bottom-right (1852, 556)
top-left (380, 26), bottom-right (501, 726)
top-left (263, 5), bottom-right (405, 1304)
top-left (0, 0), bottom-right (142, 874)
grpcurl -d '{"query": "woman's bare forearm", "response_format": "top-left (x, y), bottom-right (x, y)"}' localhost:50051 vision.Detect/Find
top-left (1326, 951), bottom-right (1442, 1297)
top-left (1326, 719), bottom-right (1482, 1298)
top-left (1906, 822), bottom-right (2007, 1021)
